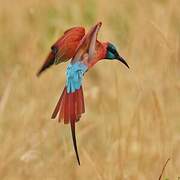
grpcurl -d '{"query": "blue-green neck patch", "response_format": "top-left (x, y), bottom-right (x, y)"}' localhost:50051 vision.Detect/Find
top-left (107, 51), bottom-right (116, 59)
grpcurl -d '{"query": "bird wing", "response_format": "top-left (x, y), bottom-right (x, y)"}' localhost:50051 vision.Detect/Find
top-left (71, 22), bottom-right (102, 64)
top-left (37, 27), bottom-right (85, 76)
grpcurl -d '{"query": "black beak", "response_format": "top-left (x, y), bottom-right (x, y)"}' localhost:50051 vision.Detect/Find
top-left (117, 55), bottom-right (129, 69)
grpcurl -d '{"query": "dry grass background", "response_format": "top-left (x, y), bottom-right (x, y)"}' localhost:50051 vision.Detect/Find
top-left (0, 0), bottom-right (180, 179)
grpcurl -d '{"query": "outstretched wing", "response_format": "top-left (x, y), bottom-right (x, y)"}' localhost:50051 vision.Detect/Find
top-left (71, 22), bottom-right (102, 64)
top-left (37, 27), bottom-right (85, 76)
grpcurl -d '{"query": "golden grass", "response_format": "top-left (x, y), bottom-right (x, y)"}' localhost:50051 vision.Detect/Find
top-left (0, 0), bottom-right (180, 179)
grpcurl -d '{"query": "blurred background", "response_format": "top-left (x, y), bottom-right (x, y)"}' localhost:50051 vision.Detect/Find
top-left (0, 0), bottom-right (180, 179)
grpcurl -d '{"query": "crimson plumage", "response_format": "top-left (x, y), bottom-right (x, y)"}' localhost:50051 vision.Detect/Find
top-left (51, 86), bottom-right (85, 124)
top-left (37, 27), bottom-right (85, 76)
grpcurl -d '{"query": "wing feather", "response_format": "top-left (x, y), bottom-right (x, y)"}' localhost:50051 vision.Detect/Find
top-left (71, 22), bottom-right (102, 64)
top-left (37, 27), bottom-right (85, 76)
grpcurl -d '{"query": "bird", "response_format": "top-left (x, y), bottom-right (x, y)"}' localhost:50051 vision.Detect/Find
top-left (37, 22), bottom-right (129, 165)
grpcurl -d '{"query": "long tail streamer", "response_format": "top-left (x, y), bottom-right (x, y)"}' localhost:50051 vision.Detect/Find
top-left (51, 86), bottom-right (85, 165)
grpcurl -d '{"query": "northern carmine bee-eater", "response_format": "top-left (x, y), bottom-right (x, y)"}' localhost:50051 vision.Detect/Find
top-left (37, 22), bottom-right (129, 165)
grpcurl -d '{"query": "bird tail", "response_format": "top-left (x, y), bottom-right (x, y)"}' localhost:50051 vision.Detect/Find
top-left (51, 86), bottom-right (85, 165)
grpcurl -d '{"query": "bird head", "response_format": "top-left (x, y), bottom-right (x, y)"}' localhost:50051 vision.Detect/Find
top-left (105, 42), bottom-right (129, 69)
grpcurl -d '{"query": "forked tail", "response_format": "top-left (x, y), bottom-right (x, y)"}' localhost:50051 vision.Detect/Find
top-left (51, 86), bottom-right (85, 165)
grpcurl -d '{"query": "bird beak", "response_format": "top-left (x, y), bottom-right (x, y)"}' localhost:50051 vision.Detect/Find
top-left (117, 55), bottom-right (129, 69)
